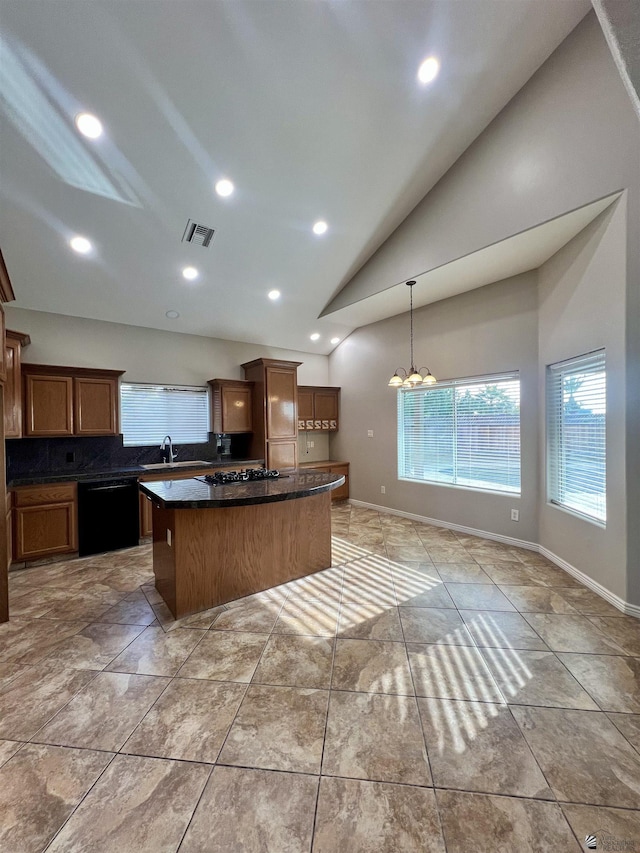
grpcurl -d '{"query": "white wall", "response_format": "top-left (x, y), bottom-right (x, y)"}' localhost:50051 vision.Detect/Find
top-left (4, 307), bottom-right (330, 387)
top-left (538, 200), bottom-right (627, 598)
top-left (330, 272), bottom-right (539, 543)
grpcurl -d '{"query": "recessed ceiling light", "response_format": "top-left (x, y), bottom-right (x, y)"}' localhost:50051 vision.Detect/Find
top-left (75, 112), bottom-right (103, 139)
top-left (182, 266), bottom-right (198, 280)
top-left (166, 310), bottom-right (180, 319)
top-left (330, 337), bottom-right (340, 345)
top-left (268, 289), bottom-right (281, 301)
top-left (215, 179), bottom-right (234, 197)
top-left (69, 236), bottom-right (92, 254)
top-left (310, 333), bottom-right (320, 341)
top-left (417, 56), bottom-right (439, 84)
top-left (312, 221), bottom-right (328, 236)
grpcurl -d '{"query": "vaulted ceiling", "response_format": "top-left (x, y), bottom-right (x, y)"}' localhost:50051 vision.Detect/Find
top-left (0, 0), bottom-right (590, 354)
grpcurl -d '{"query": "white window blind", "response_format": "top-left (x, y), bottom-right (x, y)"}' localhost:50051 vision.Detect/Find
top-left (547, 350), bottom-right (606, 524)
top-left (120, 383), bottom-right (210, 447)
top-left (398, 372), bottom-right (521, 494)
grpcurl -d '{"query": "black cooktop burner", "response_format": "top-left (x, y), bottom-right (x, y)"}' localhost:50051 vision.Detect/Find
top-left (203, 468), bottom-right (280, 485)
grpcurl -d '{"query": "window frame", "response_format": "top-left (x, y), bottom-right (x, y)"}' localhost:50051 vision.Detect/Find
top-left (397, 370), bottom-right (521, 496)
top-left (120, 382), bottom-right (211, 447)
top-left (546, 349), bottom-right (606, 526)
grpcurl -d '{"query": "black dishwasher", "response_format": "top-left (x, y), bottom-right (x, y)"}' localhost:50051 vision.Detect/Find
top-left (77, 478), bottom-right (140, 557)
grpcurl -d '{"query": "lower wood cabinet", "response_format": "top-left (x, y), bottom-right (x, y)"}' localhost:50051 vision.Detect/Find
top-left (12, 482), bottom-right (78, 560)
top-left (299, 460), bottom-right (349, 501)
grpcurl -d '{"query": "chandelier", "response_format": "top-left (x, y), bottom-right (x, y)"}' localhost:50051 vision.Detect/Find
top-left (388, 281), bottom-right (437, 388)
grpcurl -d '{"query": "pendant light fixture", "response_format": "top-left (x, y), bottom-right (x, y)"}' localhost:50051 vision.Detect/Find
top-left (388, 281), bottom-right (437, 388)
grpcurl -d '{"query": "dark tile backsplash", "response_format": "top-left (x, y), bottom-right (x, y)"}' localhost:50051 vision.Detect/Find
top-left (6, 433), bottom-right (253, 480)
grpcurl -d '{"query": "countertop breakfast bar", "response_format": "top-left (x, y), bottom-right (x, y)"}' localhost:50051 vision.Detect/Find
top-left (140, 471), bottom-right (345, 618)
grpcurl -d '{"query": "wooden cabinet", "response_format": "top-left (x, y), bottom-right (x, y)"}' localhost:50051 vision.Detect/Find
top-left (4, 330), bottom-right (30, 438)
top-left (297, 386), bottom-right (340, 431)
top-left (23, 364), bottom-right (124, 437)
top-left (6, 491), bottom-right (12, 567)
top-left (12, 482), bottom-right (78, 561)
top-left (242, 358), bottom-right (301, 469)
top-left (209, 379), bottom-right (253, 433)
top-left (299, 460), bottom-right (350, 501)
top-left (140, 491), bottom-right (154, 538)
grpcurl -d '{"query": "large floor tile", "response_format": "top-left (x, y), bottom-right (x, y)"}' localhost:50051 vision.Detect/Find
top-left (122, 678), bottom-right (246, 763)
top-left (479, 648), bottom-right (598, 710)
top-left (399, 607), bottom-right (475, 646)
top-left (557, 653), bottom-right (640, 713)
top-left (98, 595), bottom-right (157, 626)
top-left (459, 610), bottom-right (549, 651)
top-left (272, 599), bottom-right (340, 637)
top-left (607, 713), bottom-right (640, 753)
top-left (434, 563), bottom-right (493, 584)
top-left (0, 662), bottom-right (96, 741)
top-left (476, 562), bottom-right (550, 587)
top-left (180, 766), bottom-right (318, 853)
top-left (252, 634), bottom-right (334, 688)
top-left (0, 743), bottom-right (111, 853)
top-left (419, 697), bottom-right (552, 798)
top-left (561, 803), bottom-right (640, 852)
top-left (445, 583), bottom-right (516, 611)
top-left (337, 603), bottom-right (404, 641)
top-left (512, 705), bottom-right (640, 808)
top-left (44, 753), bottom-right (210, 853)
top-left (219, 684), bottom-right (328, 773)
top-left (105, 625), bottom-right (205, 676)
top-left (407, 643), bottom-right (504, 703)
top-left (177, 630), bottom-right (269, 682)
top-left (587, 616), bottom-right (640, 656)
top-left (436, 790), bottom-right (581, 852)
top-left (322, 690), bottom-right (430, 785)
top-left (395, 583), bottom-right (456, 609)
top-left (0, 661), bottom-right (29, 689)
top-left (557, 587), bottom-right (627, 617)
top-left (0, 739), bottom-right (22, 767)
top-left (41, 622), bottom-right (146, 670)
top-left (6, 587), bottom-right (71, 619)
top-left (332, 638), bottom-right (413, 695)
top-left (523, 614), bottom-right (627, 654)
top-left (211, 599), bottom-right (282, 633)
top-left (499, 585), bottom-right (579, 614)
top-left (519, 563), bottom-right (583, 588)
top-left (313, 777), bottom-right (445, 853)
top-left (0, 618), bottom-right (88, 665)
top-left (34, 671), bottom-right (170, 751)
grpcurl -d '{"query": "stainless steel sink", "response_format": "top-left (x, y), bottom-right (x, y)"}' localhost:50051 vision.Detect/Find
top-left (141, 460), bottom-right (213, 470)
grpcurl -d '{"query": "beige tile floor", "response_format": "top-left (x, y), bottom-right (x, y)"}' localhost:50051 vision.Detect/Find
top-left (1, 502), bottom-right (639, 852)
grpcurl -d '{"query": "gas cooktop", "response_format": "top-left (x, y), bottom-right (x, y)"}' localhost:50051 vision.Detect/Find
top-left (202, 468), bottom-right (280, 485)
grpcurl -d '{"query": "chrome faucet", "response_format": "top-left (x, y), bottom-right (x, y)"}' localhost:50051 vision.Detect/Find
top-left (160, 435), bottom-right (178, 464)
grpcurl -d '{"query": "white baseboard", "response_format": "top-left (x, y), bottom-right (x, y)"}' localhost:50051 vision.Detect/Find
top-left (348, 498), bottom-right (638, 618)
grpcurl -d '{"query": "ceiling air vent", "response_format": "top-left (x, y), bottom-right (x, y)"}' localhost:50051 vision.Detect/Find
top-left (182, 219), bottom-right (215, 248)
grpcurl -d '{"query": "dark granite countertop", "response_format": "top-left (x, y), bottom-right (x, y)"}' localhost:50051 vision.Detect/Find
top-left (139, 471), bottom-right (345, 508)
top-left (7, 459), bottom-right (264, 488)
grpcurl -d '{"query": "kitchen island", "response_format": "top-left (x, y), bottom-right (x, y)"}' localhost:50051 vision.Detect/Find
top-left (140, 471), bottom-right (345, 618)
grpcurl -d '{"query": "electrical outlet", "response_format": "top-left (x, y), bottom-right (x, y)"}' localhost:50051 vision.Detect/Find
top-left (380, 486), bottom-right (386, 494)
top-left (167, 529), bottom-right (172, 546)
top-left (511, 509), bottom-right (520, 522)
top-left (367, 429), bottom-right (374, 437)
top-left (308, 441), bottom-right (314, 448)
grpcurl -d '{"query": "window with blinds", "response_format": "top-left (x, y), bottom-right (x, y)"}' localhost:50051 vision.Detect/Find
top-left (120, 383), bottom-right (210, 446)
top-left (398, 372), bottom-right (521, 494)
top-left (546, 350), bottom-right (606, 524)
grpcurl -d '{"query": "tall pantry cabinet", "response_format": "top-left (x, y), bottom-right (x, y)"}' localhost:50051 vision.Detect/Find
top-left (242, 358), bottom-right (301, 469)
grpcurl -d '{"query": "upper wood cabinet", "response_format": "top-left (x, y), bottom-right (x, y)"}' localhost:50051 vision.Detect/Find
top-left (12, 482), bottom-right (78, 561)
top-left (23, 364), bottom-right (124, 437)
top-left (242, 358), bottom-right (301, 469)
top-left (4, 329), bottom-right (30, 438)
top-left (297, 386), bottom-right (340, 431)
top-left (208, 379), bottom-right (254, 433)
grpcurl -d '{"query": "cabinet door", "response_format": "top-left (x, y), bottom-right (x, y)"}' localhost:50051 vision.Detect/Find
top-left (329, 464), bottom-right (349, 501)
top-left (24, 374), bottom-right (74, 436)
top-left (0, 303), bottom-right (5, 383)
top-left (139, 491), bottom-right (153, 538)
top-left (314, 390), bottom-right (339, 423)
top-left (221, 384), bottom-right (252, 433)
top-left (14, 502), bottom-right (77, 560)
top-left (3, 338), bottom-right (21, 437)
top-left (74, 377), bottom-right (118, 435)
top-left (267, 440), bottom-right (298, 470)
top-left (297, 389), bottom-right (314, 425)
top-left (265, 367), bottom-right (297, 439)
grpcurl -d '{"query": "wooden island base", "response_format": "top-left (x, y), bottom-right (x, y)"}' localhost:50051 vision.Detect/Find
top-left (152, 491), bottom-right (331, 618)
